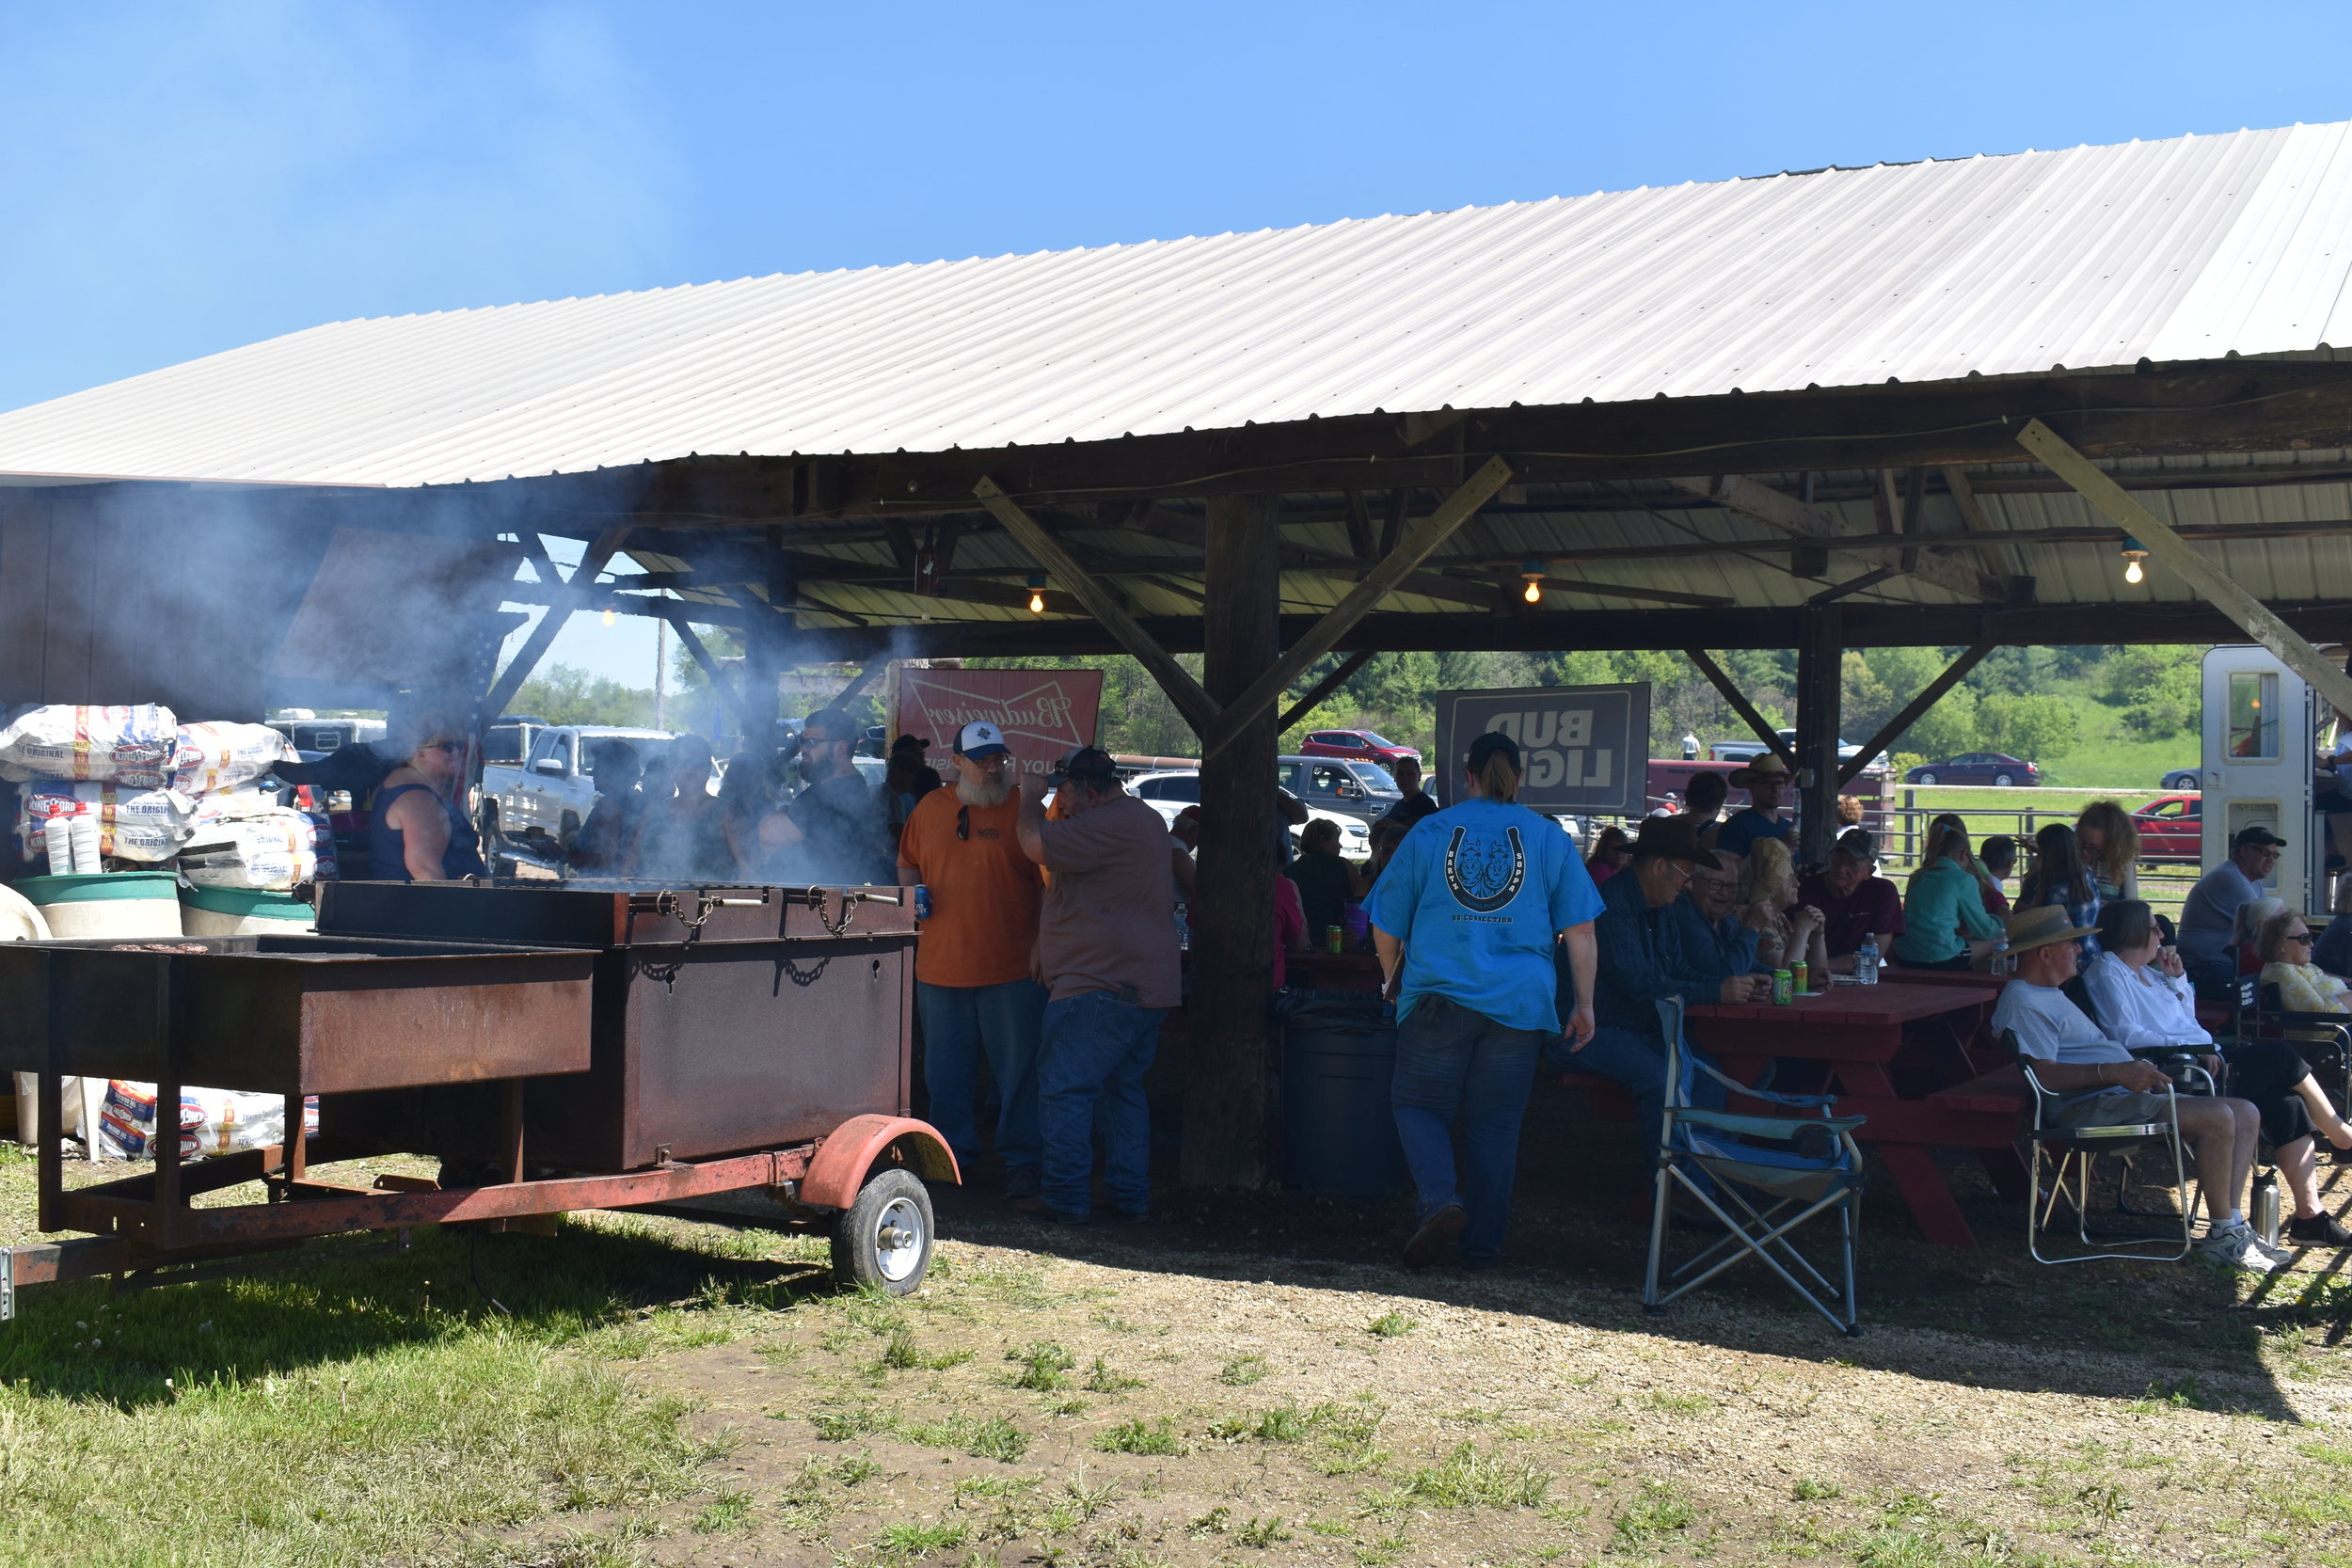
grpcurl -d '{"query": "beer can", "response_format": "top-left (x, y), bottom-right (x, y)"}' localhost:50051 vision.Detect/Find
top-left (1326, 925), bottom-right (1344, 954)
top-left (1788, 958), bottom-right (1808, 994)
top-left (913, 884), bottom-right (932, 921)
top-left (1772, 969), bottom-right (1794, 1006)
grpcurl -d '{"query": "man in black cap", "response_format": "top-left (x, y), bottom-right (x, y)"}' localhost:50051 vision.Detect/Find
top-left (1013, 746), bottom-right (1181, 1224)
top-left (2178, 825), bottom-right (2286, 996)
top-left (757, 707), bottom-right (894, 885)
top-left (1564, 815), bottom-right (1768, 1144)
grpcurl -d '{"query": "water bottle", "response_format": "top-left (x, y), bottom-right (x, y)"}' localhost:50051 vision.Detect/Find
top-left (1989, 938), bottom-right (2011, 976)
top-left (1173, 902), bottom-right (1190, 952)
top-left (1857, 933), bottom-right (1881, 986)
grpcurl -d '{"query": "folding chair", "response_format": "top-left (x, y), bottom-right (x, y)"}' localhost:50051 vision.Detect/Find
top-left (2010, 1028), bottom-right (2197, 1264)
top-left (2252, 979), bottom-right (2352, 1118)
top-left (1642, 997), bottom-right (1867, 1337)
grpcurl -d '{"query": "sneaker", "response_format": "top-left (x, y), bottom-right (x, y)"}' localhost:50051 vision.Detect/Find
top-left (2198, 1222), bottom-right (2287, 1273)
top-left (1004, 1168), bottom-right (1041, 1201)
top-left (2289, 1212), bottom-right (2352, 1246)
top-left (1402, 1203), bottom-right (1467, 1270)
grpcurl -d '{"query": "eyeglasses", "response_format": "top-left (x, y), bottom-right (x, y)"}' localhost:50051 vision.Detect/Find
top-left (956, 806), bottom-right (970, 842)
top-left (2287, 931), bottom-right (2315, 945)
top-left (421, 741), bottom-right (462, 754)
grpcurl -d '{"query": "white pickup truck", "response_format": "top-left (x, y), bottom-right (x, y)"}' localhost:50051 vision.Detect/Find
top-left (481, 724), bottom-right (674, 853)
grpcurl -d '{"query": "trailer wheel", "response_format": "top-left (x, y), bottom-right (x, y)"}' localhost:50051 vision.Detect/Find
top-left (831, 1166), bottom-right (933, 1294)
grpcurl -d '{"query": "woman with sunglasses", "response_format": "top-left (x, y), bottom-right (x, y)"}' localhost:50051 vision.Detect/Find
top-left (369, 715), bottom-right (485, 882)
top-left (2258, 908), bottom-right (2352, 1015)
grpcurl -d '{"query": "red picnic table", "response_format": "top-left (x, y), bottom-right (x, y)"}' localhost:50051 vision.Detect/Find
top-left (1686, 981), bottom-right (2026, 1248)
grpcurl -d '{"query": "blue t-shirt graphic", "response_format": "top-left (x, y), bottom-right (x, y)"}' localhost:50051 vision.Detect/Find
top-left (1366, 798), bottom-right (1605, 1034)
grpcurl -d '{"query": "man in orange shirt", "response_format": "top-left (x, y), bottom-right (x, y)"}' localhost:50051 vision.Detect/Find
top-left (898, 721), bottom-right (1048, 1198)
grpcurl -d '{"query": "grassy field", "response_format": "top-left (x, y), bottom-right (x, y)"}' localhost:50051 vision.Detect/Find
top-left (14, 1124), bottom-right (2352, 1566)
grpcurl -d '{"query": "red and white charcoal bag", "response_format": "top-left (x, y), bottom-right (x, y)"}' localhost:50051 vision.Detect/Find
top-left (0, 704), bottom-right (177, 786)
top-left (96, 1082), bottom-right (320, 1163)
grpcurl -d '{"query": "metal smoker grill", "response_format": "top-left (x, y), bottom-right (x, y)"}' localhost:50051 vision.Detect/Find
top-left (0, 879), bottom-right (953, 1318)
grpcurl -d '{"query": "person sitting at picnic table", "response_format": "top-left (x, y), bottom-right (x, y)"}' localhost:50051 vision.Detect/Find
top-left (1709, 753), bottom-right (1792, 863)
top-left (2178, 826), bottom-right (2286, 995)
top-left (1977, 834), bottom-right (2018, 918)
top-left (1672, 855), bottom-right (1768, 986)
top-left (2258, 906), bottom-right (2352, 1014)
top-left (1363, 817), bottom-right (1409, 891)
top-left (1993, 904), bottom-right (2287, 1272)
top-left (1797, 828), bottom-right (1905, 973)
top-left (2088, 900), bottom-right (2352, 1246)
top-left (1678, 770), bottom-right (1729, 837)
top-left (1892, 825), bottom-right (2003, 970)
top-left (1741, 837), bottom-right (1828, 978)
top-left (2075, 800), bottom-right (2142, 904)
top-left (1285, 817), bottom-right (1366, 947)
top-left (1569, 816), bottom-right (1767, 1151)
top-left (1584, 824), bottom-right (1631, 885)
top-left (2016, 822), bottom-right (2103, 956)
top-left (1378, 755), bottom-right (1439, 830)
top-left (1369, 732), bottom-right (1600, 1271)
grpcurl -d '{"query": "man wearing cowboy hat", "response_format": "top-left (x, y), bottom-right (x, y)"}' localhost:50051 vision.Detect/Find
top-left (1566, 816), bottom-right (1770, 1143)
top-left (1711, 752), bottom-right (1794, 863)
top-left (1993, 904), bottom-right (2285, 1272)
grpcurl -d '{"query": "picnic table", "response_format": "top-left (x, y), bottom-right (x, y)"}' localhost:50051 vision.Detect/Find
top-left (1687, 982), bottom-right (2026, 1247)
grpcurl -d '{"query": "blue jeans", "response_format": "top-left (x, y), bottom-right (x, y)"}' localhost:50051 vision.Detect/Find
top-left (1550, 1025), bottom-right (1728, 1143)
top-left (1037, 990), bottom-right (1168, 1217)
top-left (1389, 994), bottom-right (1550, 1267)
top-left (916, 978), bottom-right (1047, 1176)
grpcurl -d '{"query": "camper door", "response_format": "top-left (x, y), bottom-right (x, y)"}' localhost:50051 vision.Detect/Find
top-left (2201, 645), bottom-right (2320, 911)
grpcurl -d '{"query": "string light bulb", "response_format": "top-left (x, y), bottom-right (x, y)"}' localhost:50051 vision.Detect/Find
top-left (601, 608), bottom-right (616, 626)
top-left (1026, 574), bottom-right (1047, 614)
top-left (1519, 560), bottom-right (1545, 605)
top-left (2121, 537), bottom-right (2148, 586)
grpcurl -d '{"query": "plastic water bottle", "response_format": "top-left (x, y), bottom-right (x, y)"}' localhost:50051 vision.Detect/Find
top-left (1857, 933), bottom-right (1881, 986)
top-left (1989, 938), bottom-right (2011, 976)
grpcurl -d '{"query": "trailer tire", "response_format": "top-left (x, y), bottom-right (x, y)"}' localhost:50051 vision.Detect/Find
top-left (831, 1167), bottom-right (933, 1295)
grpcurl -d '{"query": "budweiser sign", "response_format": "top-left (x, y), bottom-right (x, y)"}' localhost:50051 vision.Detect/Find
top-left (894, 669), bottom-right (1104, 783)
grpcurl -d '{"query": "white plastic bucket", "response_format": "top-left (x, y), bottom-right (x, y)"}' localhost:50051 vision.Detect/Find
top-left (180, 885), bottom-right (314, 937)
top-left (16, 871), bottom-right (184, 941)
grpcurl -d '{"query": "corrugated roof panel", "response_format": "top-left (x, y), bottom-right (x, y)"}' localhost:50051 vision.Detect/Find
top-left (7, 124), bottom-right (2352, 490)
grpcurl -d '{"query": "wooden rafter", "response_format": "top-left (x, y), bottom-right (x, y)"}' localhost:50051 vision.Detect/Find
top-left (1665, 474), bottom-right (2003, 601)
top-left (1278, 650), bottom-right (1377, 733)
top-left (1683, 648), bottom-right (1797, 769)
top-left (1836, 642), bottom-right (1992, 786)
top-left (482, 524), bottom-right (631, 718)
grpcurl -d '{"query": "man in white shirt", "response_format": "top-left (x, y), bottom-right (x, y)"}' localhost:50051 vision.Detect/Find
top-left (1993, 905), bottom-right (2283, 1273)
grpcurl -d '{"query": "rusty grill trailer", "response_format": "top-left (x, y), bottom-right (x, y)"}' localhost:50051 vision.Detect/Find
top-left (0, 880), bottom-right (950, 1318)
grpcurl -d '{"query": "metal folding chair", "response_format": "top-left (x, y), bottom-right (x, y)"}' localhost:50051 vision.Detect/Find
top-left (1642, 997), bottom-right (1867, 1337)
top-left (2008, 1028), bottom-right (2196, 1265)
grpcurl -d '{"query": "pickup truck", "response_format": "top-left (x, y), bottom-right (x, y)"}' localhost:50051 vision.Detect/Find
top-left (482, 724), bottom-right (674, 854)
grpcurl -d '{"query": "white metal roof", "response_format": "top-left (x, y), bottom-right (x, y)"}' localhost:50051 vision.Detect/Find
top-left (6, 121), bottom-right (2352, 489)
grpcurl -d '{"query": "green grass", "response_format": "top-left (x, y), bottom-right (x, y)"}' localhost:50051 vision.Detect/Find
top-left (1096, 1417), bottom-right (1185, 1455)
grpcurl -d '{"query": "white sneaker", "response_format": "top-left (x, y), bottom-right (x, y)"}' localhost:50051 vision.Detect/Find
top-left (2198, 1222), bottom-right (2287, 1273)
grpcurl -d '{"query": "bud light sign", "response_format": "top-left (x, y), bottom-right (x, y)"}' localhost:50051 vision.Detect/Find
top-left (1431, 684), bottom-right (1647, 814)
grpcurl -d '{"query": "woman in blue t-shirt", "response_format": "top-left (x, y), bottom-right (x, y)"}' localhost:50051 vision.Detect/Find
top-left (1367, 732), bottom-right (1604, 1272)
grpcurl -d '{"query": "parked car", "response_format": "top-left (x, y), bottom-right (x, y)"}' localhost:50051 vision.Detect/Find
top-left (1298, 729), bottom-right (1420, 768)
top-left (1276, 755), bottom-right (1401, 824)
top-left (1903, 752), bottom-right (2040, 786)
top-left (483, 713), bottom-right (550, 768)
top-left (1710, 729), bottom-right (1868, 766)
top-left (483, 723), bottom-right (675, 851)
top-left (1127, 768), bottom-right (1371, 856)
top-left (2159, 767), bottom-right (2201, 791)
top-left (2129, 794), bottom-right (2202, 862)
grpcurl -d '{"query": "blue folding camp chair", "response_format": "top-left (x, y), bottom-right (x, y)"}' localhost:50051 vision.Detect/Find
top-left (1642, 997), bottom-right (1868, 1337)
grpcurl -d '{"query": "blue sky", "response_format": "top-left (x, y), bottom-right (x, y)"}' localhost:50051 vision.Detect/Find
top-left (4, 0), bottom-right (2347, 685)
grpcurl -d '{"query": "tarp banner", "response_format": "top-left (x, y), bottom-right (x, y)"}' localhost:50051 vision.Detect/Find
top-left (894, 668), bottom-right (1104, 784)
top-left (1431, 683), bottom-right (1649, 814)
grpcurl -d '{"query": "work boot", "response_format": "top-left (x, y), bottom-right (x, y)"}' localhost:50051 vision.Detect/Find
top-left (1401, 1203), bottom-right (1467, 1270)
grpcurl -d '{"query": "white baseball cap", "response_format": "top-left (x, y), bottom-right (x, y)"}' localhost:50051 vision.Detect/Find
top-left (955, 720), bottom-right (1010, 759)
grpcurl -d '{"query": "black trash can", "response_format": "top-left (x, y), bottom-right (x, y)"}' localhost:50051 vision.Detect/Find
top-left (1279, 987), bottom-right (1406, 1196)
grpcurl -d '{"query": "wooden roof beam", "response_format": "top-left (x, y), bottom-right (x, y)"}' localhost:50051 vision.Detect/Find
top-left (1666, 473), bottom-right (2005, 601)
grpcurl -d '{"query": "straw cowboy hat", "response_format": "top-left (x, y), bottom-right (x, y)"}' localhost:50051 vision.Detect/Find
top-left (2003, 904), bottom-right (2095, 955)
top-left (1727, 752), bottom-right (1793, 788)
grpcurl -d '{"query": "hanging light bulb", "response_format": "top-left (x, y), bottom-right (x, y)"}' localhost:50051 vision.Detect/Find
top-left (601, 607), bottom-right (616, 626)
top-left (1519, 559), bottom-right (1545, 605)
top-left (2121, 537), bottom-right (2148, 586)
top-left (1026, 574), bottom-right (1047, 614)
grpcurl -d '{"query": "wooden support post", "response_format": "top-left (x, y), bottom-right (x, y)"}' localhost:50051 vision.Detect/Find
top-left (975, 476), bottom-right (1220, 734)
top-left (481, 525), bottom-right (632, 719)
top-left (1794, 607), bottom-right (1845, 864)
top-left (1837, 643), bottom-right (1993, 786)
top-left (1683, 649), bottom-right (1798, 768)
top-left (1277, 650), bottom-right (1376, 735)
top-left (1182, 493), bottom-right (1281, 1191)
top-left (1200, 456), bottom-right (1513, 759)
top-left (2017, 419), bottom-right (2352, 721)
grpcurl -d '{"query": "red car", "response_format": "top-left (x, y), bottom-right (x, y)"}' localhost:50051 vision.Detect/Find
top-left (2130, 794), bottom-right (2202, 863)
top-left (1299, 728), bottom-right (1421, 767)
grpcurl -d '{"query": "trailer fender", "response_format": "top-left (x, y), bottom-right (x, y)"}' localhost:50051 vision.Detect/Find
top-left (801, 1116), bottom-right (961, 1210)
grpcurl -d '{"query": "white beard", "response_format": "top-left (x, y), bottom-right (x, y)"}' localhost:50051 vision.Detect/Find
top-left (956, 771), bottom-right (1011, 808)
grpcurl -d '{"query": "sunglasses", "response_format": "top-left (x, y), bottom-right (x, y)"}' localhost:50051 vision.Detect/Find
top-left (421, 740), bottom-right (463, 754)
top-left (956, 805), bottom-right (970, 842)
top-left (2288, 931), bottom-right (2315, 945)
